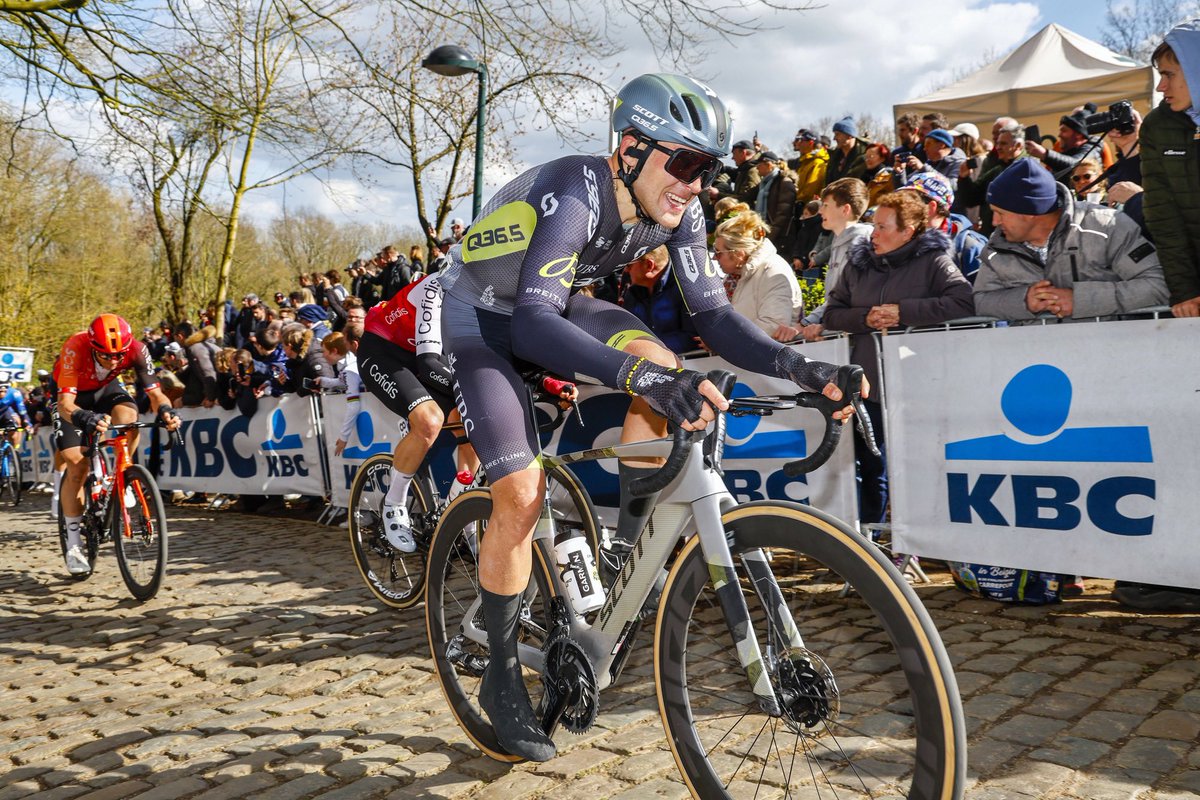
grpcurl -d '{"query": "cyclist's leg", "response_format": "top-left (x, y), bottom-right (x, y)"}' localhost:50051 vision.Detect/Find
top-left (358, 333), bottom-right (447, 549)
top-left (52, 404), bottom-right (89, 571)
top-left (564, 294), bottom-right (675, 581)
top-left (95, 386), bottom-right (139, 454)
top-left (443, 294), bottom-right (555, 762)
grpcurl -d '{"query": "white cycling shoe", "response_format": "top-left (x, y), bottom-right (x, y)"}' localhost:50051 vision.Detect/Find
top-left (382, 504), bottom-right (416, 553)
top-left (65, 545), bottom-right (91, 575)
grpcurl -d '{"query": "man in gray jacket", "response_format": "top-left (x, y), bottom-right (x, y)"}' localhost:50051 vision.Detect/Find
top-left (974, 159), bottom-right (1167, 321)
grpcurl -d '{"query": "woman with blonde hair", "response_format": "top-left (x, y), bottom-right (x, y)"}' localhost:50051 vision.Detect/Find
top-left (712, 207), bottom-right (804, 334)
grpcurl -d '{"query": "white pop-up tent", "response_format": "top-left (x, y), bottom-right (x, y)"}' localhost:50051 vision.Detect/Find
top-left (894, 23), bottom-right (1157, 142)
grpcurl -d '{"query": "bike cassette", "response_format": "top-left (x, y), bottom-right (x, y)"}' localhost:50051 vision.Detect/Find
top-left (777, 648), bottom-right (840, 735)
top-left (540, 634), bottom-right (599, 734)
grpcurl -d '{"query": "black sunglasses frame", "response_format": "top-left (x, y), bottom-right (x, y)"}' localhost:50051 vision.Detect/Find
top-left (639, 138), bottom-right (723, 189)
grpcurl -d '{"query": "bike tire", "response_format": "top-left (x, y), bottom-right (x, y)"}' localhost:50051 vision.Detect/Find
top-left (1, 445), bottom-right (21, 507)
top-left (57, 492), bottom-right (98, 581)
top-left (111, 465), bottom-right (169, 601)
top-left (655, 501), bottom-right (966, 800)
top-left (347, 453), bottom-right (437, 609)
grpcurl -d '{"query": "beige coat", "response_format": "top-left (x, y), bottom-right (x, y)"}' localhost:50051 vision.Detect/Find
top-left (730, 237), bottom-right (803, 334)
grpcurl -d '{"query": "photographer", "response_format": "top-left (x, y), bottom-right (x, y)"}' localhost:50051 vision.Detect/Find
top-left (1025, 106), bottom-right (1103, 175)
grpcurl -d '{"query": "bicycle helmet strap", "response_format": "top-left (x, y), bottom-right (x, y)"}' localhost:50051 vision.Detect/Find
top-left (616, 134), bottom-right (656, 223)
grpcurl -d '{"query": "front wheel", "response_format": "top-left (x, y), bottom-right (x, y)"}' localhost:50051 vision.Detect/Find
top-left (111, 465), bottom-right (169, 601)
top-left (0, 444), bottom-right (21, 507)
top-left (655, 501), bottom-right (965, 799)
top-left (347, 454), bottom-right (436, 609)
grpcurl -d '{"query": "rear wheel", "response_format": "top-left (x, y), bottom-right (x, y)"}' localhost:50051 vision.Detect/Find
top-left (425, 464), bottom-right (600, 762)
top-left (111, 465), bottom-right (168, 601)
top-left (348, 454), bottom-right (436, 609)
top-left (655, 501), bottom-right (965, 799)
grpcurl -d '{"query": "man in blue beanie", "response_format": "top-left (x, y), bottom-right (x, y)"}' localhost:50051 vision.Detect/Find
top-left (826, 115), bottom-right (867, 183)
top-left (973, 158), bottom-right (1167, 321)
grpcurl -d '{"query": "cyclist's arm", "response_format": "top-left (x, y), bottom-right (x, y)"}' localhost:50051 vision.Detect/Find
top-left (510, 173), bottom-right (635, 386)
top-left (12, 391), bottom-right (31, 426)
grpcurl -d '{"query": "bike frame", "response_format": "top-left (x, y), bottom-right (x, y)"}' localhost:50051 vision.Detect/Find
top-left (89, 430), bottom-right (152, 541)
top-left (454, 417), bottom-right (801, 712)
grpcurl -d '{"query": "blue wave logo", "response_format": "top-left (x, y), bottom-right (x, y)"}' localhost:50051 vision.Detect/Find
top-left (341, 411), bottom-right (392, 460)
top-left (261, 408), bottom-right (303, 451)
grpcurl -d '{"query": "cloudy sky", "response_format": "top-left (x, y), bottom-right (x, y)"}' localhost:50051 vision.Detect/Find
top-left (249, 0), bottom-right (1111, 232)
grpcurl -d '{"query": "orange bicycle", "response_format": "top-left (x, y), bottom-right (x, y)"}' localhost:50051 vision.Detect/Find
top-left (57, 421), bottom-right (175, 600)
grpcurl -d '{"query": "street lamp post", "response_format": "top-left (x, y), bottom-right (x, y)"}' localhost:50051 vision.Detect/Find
top-left (422, 44), bottom-right (488, 222)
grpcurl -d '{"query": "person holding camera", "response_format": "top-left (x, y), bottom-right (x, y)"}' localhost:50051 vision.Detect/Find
top-left (1025, 107), bottom-right (1101, 174)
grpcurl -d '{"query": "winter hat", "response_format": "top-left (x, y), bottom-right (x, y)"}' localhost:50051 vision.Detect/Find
top-left (903, 171), bottom-right (955, 209)
top-left (832, 116), bottom-right (857, 137)
top-left (731, 139), bottom-right (754, 151)
top-left (924, 128), bottom-right (955, 148)
top-left (758, 150), bottom-right (781, 163)
top-left (1060, 109), bottom-right (1091, 136)
top-left (986, 158), bottom-right (1059, 215)
top-left (297, 304), bottom-right (328, 323)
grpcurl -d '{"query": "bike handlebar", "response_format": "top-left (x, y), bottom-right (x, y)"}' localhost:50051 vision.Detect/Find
top-left (629, 369), bottom-right (736, 497)
top-left (737, 364), bottom-right (876, 477)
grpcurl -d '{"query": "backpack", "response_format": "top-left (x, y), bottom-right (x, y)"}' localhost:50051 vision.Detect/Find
top-left (947, 562), bottom-right (1066, 605)
top-left (947, 213), bottom-right (987, 283)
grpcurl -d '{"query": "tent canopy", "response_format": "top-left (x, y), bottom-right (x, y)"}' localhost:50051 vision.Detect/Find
top-left (894, 23), bottom-right (1156, 142)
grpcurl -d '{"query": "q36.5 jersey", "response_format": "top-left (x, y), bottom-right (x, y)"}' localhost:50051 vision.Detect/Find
top-left (438, 155), bottom-right (728, 318)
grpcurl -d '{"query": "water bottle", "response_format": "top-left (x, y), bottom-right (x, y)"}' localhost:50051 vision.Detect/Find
top-left (447, 469), bottom-right (473, 502)
top-left (553, 523), bottom-right (605, 615)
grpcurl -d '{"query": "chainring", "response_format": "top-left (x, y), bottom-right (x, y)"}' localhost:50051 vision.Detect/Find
top-left (542, 634), bottom-right (599, 733)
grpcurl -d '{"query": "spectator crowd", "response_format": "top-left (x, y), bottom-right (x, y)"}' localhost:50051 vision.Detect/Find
top-left (21, 20), bottom-right (1198, 610)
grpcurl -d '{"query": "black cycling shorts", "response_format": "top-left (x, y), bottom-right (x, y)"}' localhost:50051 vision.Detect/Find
top-left (357, 331), bottom-right (454, 420)
top-left (443, 292), bottom-right (660, 483)
top-left (52, 382), bottom-right (136, 452)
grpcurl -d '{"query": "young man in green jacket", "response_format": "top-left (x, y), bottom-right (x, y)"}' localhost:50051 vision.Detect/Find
top-left (1143, 21), bottom-right (1200, 318)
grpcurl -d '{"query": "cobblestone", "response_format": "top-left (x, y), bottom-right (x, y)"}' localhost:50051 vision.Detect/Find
top-left (3, 504), bottom-right (1198, 800)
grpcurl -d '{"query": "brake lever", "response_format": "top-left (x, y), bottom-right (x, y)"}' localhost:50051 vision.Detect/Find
top-left (852, 394), bottom-right (879, 457)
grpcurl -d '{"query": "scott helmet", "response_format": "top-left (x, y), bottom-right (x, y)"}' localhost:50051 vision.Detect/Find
top-left (612, 74), bottom-right (732, 158)
top-left (87, 313), bottom-right (134, 356)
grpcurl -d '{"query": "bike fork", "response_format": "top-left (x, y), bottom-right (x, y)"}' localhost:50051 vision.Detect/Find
top-left (694, 497), bottom-right (785, 717)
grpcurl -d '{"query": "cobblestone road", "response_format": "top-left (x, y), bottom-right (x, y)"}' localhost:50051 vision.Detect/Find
top-left (2, 498), bottom-right (1199, 799)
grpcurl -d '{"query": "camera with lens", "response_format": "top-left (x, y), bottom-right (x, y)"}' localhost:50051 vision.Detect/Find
top-left (1084, 100), bottom-right (1136, 136)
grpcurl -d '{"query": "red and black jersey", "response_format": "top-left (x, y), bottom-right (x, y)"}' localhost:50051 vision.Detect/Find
top-left (52, 332), bottom-right (158, 397)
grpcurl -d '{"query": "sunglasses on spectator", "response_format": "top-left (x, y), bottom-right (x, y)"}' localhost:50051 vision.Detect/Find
top-left (1071, 174), bottom-right (1097, 182)
top-left (640, 139), bottom-right (723, 188)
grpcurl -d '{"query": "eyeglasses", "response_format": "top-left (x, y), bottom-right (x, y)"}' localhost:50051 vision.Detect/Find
top-left (94, 350), bottom-right (122, 363)
top-left (1071, 174), bottom-right (1097, 183)
top-left (641, 139), bottom-right (723, 189)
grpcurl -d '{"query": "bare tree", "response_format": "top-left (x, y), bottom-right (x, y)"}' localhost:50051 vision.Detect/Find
top-left (1102, 0), bottom-right (1200, 62)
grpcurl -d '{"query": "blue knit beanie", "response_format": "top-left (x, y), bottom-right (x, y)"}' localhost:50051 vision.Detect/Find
top-left (986, 158), bottom-right (1059, 215)
top-left (832, 116), bottom-right (857, 137)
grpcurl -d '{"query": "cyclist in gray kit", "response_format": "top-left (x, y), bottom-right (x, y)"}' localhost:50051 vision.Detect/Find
top-left (438, 73), bottom-right (864, 762)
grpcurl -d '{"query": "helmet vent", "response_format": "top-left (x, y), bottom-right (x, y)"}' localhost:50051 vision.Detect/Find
top-left (682, 95), bottom-right (703, 131)
top-left (668, 100), bottom-right (685, 124)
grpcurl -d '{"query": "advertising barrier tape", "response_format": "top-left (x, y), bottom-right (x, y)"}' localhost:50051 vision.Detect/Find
top-left (884, 317), bottom-right (1200, 589)
top-left (138, 395), bottom-right (325, 496)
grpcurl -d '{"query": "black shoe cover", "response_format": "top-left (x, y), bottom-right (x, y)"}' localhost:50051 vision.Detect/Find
top-left (478, 588), bottom-right (556, 762)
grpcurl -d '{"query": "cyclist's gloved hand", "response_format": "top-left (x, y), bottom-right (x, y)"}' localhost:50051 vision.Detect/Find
top-left (775, 347), bottom-right (840, 393)
top-left (157, 404), bottom-right (181, 432)
top-left (618, 357), bottom-right (710, 426)
top-left (70, 408), bottom-right (104, 436)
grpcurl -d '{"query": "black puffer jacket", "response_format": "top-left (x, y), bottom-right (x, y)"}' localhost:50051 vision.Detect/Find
top-left (1142, 100), bottom-right (1200, 304)
top-left (823, 229), bottom-right (974, 389)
